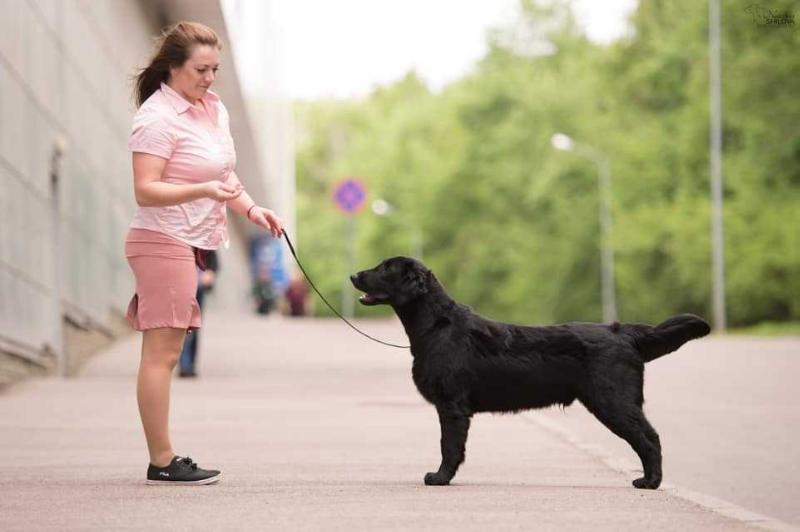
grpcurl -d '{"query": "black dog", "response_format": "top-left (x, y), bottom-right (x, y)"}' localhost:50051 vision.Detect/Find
top-left (351, 257), bottom-right (710, 489)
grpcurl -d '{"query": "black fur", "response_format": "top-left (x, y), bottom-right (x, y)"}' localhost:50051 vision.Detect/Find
top-left (351, 257), bottom-right (711, 489)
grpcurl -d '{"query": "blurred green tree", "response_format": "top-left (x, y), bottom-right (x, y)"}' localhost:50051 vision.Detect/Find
top-left (293, 0), bottom-right (799, 327)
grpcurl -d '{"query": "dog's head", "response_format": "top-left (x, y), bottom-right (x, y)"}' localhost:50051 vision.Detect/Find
top-left (350, 256), bottom-right (432, 307)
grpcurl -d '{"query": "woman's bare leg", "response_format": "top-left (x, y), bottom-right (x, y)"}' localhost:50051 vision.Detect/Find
top-left (137, 327), bottom-right (186, 467)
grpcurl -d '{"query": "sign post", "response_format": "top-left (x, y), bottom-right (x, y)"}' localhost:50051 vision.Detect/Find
top-left (333, 179), bottom-right (367, 318)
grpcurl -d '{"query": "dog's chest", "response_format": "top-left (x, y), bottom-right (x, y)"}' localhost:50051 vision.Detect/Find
top-left (410, 354), bottom-right (463, 404)
top-left (411, 362), bottom-right (436, 403)
top-left (411, 368), bottom-right (441, 405)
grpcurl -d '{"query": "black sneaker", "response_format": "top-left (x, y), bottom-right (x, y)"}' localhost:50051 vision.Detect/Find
top-left (146, 456), bottom-right (221, 485)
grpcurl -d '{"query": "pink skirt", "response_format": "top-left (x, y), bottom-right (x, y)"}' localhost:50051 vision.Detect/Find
top-left (125, 228), bottom-right (201, 332)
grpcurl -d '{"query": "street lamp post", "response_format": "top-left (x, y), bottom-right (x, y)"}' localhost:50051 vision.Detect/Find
top-left (551, 133), bottom-right (618, 323)
top-left (709, 0), bottom-right (727, 332)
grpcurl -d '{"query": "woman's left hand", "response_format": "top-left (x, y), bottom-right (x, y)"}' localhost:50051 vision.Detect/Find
top-left (249, 206), bottom-right (284, 238)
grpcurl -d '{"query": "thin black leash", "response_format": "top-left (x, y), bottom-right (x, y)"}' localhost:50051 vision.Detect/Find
top-left (281, 229), bottom-right (410, 349)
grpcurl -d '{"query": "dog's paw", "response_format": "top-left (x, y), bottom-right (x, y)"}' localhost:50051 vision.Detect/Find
top-left (424, 472), bottom-right (451, 486)
top-left (632, 476), bottom-right (661, 490)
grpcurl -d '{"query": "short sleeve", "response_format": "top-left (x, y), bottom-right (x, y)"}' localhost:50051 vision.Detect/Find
top-left (128, 111), bottom-right (176, 159)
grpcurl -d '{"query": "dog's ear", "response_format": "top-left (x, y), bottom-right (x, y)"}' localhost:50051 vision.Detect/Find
top-left (402, 265), bottom-right (429, 297)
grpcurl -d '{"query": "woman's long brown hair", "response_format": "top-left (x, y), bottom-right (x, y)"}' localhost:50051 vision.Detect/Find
top-left (133, 21), bottom-right (221, 108)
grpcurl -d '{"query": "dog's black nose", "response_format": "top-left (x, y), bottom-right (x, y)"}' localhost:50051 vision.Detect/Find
top-left (350, 274), bottom-right (358, 283)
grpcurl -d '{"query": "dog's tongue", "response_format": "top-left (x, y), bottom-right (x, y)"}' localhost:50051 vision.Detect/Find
top-left (358, 293), bottom-right (386, 305)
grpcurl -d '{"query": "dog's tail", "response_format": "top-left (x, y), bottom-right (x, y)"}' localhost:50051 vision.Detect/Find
top-left (617, 314), bottom-right (711, 363)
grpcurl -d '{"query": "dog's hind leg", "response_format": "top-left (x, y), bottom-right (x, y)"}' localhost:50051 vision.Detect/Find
top-left (584, 399), bottom-right (663, 489)
top-left (424, 404), bottom-right (471, 486)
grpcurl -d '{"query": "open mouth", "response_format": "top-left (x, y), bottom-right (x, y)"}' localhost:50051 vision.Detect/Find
top-left (351, 274), bottom-right (389, 305)
top-left (358, 292), bottom-right (389, 306)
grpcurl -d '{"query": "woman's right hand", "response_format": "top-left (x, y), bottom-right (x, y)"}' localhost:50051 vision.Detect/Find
top-left (204, 180), bottom-right (244, 202)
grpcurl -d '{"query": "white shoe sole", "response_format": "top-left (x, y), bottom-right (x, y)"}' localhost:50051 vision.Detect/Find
top-left (145, 473), bottom-right (222, 486)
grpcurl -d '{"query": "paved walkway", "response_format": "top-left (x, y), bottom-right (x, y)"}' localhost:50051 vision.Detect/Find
top-left (0, 311), bottom-right (786, 530)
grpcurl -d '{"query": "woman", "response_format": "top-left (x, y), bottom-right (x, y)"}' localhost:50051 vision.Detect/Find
top-left (127, 21), bottom-right (283, 485)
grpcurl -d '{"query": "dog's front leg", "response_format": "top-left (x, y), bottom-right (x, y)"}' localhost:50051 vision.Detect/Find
top-left (425, 405), bottom-right (471, 486)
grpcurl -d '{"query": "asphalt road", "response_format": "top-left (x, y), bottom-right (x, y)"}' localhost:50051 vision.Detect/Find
top-left (535, 334), bottom-right (800, 525)
top-left (0, 310), bottom-right (795, 530)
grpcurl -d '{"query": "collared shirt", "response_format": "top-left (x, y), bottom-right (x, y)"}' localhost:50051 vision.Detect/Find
top-left (128, 82), bottom-right (237, 249)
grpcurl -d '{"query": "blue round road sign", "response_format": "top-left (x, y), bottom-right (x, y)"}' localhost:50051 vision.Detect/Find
top-left (333, 178), bottom-right (367, 215)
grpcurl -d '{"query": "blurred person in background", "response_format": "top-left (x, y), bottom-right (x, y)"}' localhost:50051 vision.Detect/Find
top-left (252, 262), bottom-right (277, 315)
top-left (178, 250), bottom-right (218, 378)
top-left (126, 22), bottom-right (283, 486)
top-left (282, 270), bottom-right (312, 317)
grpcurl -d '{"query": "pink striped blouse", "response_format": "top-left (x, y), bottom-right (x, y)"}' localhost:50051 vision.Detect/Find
top-left (128, 82), bottom-right (237, 249)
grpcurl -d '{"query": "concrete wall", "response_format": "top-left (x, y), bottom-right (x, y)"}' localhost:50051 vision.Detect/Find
top-left (0, 0), bottom-right (154, 377)
top-left (222, 0), bottom-right (296, 242)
